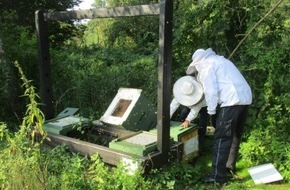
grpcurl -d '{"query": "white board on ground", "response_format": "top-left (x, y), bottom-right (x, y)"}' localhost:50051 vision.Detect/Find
top-left (248, 163), bottom-right (283, 184)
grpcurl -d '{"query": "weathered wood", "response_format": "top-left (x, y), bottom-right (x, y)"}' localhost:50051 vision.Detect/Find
top-left (35, 10), bottom-right (54, 119)
top-left (36, 0), bottom-right (174, 168)
top-left (44, 132), bottom-right (183, 173)
top-left (46, 132), bottom-right (139, 164)
top-left (157, 0), bottom-right (173, 157)
top-left (44, 4), bottom-right (160, 21)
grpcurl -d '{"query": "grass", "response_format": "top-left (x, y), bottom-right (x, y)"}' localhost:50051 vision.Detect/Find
top-left (0, 127), bottom-right (289, 190)
top-left (187, 136), bottom-right (290, 190)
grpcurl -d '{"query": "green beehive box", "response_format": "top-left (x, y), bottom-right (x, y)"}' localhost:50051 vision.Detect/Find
top-left (43, 115), bottom-right (90, 135)
top-left (149, 121), bottom-right (198, 141)
top-left (150, 121), bottom-right (199, 162)
top-left (168, 121), bottom-right (198, 142)
top-left (100, 88), bottom-right (157, 132)
top-left (109, 131), bottom-right (158, 156)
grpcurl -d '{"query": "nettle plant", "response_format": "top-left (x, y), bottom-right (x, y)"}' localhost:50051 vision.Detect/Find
top-left (0, 62), bottom-right (47, 189)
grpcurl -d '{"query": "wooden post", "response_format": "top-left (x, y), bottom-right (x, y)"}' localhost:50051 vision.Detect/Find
top-left (35, 10), bottom-right (54, 119)
top-left (157, 0), bottom-right (173, 161)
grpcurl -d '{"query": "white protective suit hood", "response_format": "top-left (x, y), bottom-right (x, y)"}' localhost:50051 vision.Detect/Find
top-left (186, 48), bottom-right (216, 75)
top-left (185, 48), bottom-right (252, 115)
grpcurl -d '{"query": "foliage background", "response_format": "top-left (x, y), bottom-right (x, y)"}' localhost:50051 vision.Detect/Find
top-left (0, 0), bottom-right (289, 188)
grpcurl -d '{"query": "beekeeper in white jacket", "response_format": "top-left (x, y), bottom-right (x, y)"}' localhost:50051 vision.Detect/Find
top-left (170, 76), bottom-right (206, 128)
top-left (186, 48), bottom-right (252, 184)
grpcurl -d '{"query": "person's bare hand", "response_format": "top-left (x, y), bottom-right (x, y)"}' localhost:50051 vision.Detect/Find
top-left (181, 120), bottom-right (190, 128)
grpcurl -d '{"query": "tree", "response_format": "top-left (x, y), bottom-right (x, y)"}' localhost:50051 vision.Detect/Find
top-left (0, 0), bottom-right (81, 29)
top-left (0, 0), bottom-right (82, 122)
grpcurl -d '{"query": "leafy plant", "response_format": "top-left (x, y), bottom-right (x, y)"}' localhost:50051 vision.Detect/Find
top-left (0, 62), bottom-right (46, 190)
top-left (86, 154), bottom-right (153, 190)
top-left (148, 161), bottom-right (204, 190)
top-left (238, 0), bottom-right (290, 181)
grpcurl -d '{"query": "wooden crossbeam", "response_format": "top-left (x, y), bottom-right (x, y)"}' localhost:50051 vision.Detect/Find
top-left (45, 4), bottom-right (160, 21)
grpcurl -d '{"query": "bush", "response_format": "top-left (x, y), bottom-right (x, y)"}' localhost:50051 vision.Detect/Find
top-left (238, 0), bottom-right (290, 181)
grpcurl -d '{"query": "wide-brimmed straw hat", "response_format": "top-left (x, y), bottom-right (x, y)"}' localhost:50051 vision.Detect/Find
top-left (173, 76), bottom-right (204, 106)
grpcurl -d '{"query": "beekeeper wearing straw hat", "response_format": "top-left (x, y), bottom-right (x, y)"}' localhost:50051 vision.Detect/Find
top-left (170, 75), bottom-right (206, 128)
top-left (186, 48), bottom-right (252, 184)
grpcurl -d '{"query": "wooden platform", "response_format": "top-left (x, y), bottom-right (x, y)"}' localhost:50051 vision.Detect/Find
top-left (44, 131), bottom-right (183, 173)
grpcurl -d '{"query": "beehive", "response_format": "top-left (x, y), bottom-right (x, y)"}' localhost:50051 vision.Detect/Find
top-left (43, 116), bottom-right (89, 135)
top-left (150, 121), bottom-right (199, 162)
top-left (109, 131), bottom-right (158, 156)
top-left (100, 88), bottom-right (157, 131)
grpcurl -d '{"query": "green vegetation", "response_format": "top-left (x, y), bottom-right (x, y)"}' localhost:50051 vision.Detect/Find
top-left (0, 0), bottom-right (289, 189)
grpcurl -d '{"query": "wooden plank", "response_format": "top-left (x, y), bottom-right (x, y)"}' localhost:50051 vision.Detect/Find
top-left (44, 4), bottom-right (160, 21)
top-left (46, 132), bottom-right (136, 165)
top-left (44, 132), bottom-right (183, 172)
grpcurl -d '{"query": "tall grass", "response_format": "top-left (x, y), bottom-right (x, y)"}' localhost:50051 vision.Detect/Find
top-left (0, 61), bottom-right (47, 189)
top-left (0, 62), bottom-right (153, 190)
top-left (1, 62), bottom-right (288, 190)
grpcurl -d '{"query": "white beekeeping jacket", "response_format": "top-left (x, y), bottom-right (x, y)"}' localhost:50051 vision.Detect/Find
top-left (188, 48), bottom-right (252, 115)
top-left (170, 98), bottom-right (206, 123)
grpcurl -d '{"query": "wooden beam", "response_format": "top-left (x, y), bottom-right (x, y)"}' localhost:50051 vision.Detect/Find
top-left (44, 4), bottom-right (160, 21)
top-left (44, 132), bottom-right (183, 173)
top-left (46, 132), bottom-right (140, 165)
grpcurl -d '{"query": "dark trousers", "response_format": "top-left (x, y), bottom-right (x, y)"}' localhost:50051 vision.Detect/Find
top-left (211, 105), bottom-right (249, 180)
top-left (180, 106), bottom-right (208, 152)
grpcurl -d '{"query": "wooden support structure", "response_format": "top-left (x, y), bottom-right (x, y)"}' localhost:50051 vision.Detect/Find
top-left (35, 0), bottom-right (174, 170)
top-left (44, 4), bottom-right (160, 21)
top-left (157, 0), bottom-right (173, 162)
top-left (35, 10), bottom-right (54, 118)
top-left (45, 132), bottom-right (183, 173)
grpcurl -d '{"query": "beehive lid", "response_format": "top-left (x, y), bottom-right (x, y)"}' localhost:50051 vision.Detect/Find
top-left (101, 88), bottom-right (142, 126)
top-left (123, 132), bottom-right (157, 146)
top-left (43, 116), bottom-right (89, 135)
top-left (109, 131), bottom-right (158, 156)
top-left (100, 88), bottom-right (157, 131)
top-left (150, 121), bottom-right (197, 141)
top-left (56, 107), bottom-right (79, 118)
top-left (169, 122), bottom-right (197, 141)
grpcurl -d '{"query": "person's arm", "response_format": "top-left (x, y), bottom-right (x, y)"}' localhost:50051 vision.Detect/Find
top-left (170, 98), bottom-right (180, 119)
top-left (181, 99), bottom-right (206, 128)
top-left (199, 63), bottom-right (218, 115)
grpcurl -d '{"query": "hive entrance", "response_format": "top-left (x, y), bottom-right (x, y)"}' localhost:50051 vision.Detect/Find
top-left (112, 99), bottom-right (131, 117)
